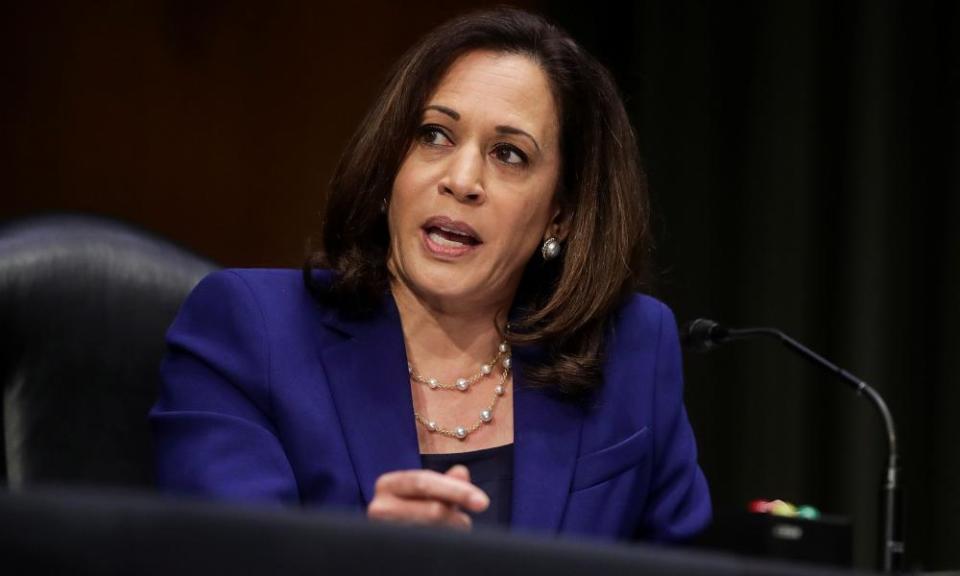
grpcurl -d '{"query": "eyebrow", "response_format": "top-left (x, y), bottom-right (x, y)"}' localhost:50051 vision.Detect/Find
top-left (424, 104), bottom-right (460, 120)
top-left (495, 125), bottom-right (540, 152)
top-left (423, 105), bottom-right (541, 152)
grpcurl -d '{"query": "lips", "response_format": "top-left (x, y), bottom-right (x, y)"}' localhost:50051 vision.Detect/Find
top-left (421, 215), bottom-right (482, 257)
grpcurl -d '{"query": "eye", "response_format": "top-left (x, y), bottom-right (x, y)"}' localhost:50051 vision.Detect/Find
top-left (493, 144), bottom-right (528, 166)
top-left (418, 124), bottom-right (453, 147)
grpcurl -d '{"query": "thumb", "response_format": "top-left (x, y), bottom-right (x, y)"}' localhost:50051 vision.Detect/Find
top-left (445, 464), bottom-right (471, 483)
top-left (445, 464), bottom-right (489, 513)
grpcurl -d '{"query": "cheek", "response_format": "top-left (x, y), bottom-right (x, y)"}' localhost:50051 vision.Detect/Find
top-left (515, 176), bottom-right (559, 232)
top-left (391, 160), bottom-right (416, 207)
top-left (492, 188), bottom-right (556, 256)
top-left (390, 161), bottom-right (427, 229)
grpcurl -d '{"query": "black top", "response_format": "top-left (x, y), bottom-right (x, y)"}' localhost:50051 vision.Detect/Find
top-left (420, 443), bottom-right (514, 527)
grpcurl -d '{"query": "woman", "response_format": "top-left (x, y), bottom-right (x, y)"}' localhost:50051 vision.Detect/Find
top-left (151, 7), bottom-right (710, 541)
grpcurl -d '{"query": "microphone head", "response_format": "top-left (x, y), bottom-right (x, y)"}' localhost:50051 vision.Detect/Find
top-left (681, 318), bottom-right (729, 352)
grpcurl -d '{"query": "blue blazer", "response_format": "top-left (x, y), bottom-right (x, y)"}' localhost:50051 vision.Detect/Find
top-left (150, 269), bottom-right (710, 542)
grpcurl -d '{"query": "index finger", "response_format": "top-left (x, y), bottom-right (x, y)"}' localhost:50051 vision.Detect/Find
top-left (376, 470), bottom-right (489, 512)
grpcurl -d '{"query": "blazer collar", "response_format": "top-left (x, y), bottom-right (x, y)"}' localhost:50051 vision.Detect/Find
top-left (317, 290), bottom-right (585, 533)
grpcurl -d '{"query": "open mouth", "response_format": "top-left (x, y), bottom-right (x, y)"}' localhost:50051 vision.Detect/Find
top-left (425, 226), bottom-right (481, 247)
top-left (421, 216), bottom-right (482, 256)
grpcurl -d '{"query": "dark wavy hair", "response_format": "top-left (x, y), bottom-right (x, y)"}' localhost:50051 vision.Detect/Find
top-left (304, 6), bottom-right (652, 395)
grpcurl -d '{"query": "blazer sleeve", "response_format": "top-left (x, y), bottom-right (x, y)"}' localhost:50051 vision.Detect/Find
top-left (638, 302), bottom-right (712, 541)
top-left (150, 270), bottom-right (299, 503)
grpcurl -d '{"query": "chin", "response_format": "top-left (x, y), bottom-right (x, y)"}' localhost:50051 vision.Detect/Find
top-left (402, 263), bottom-right (492, 307)
top-left (416, 267), bottom-right (475, 298)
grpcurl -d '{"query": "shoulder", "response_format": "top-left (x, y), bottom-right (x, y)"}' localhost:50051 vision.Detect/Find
top-left (184, 268), bottom-right (332, 313)
top-left (576, 294), bottom-right (685, 464)
top-left (173, 268), bottom-right (340, 344)
top-left (606, 293), bottom-right (678, 355)
top-left (190, 268), bottom-right (329, 300)
top-left (597, 293), bottom-right (683, 411)
top-left (163, 268), bottom-right (344, 403)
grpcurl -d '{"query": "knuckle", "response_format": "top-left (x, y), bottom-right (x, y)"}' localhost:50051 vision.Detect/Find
top-left (458, 513), bottom-right (473, 530)
top-left (367, 498), bottom-right (393, 518)
top-left (367, 499), bottom-right (389, 518)
top-left (376, 471), bottom-right (407, 495)
top-left (374, 474), bottom-right (392, 493)
top-left (426, 501), bottom-right (447, 521)
top-left (412, 473), bottom-right (430, 495)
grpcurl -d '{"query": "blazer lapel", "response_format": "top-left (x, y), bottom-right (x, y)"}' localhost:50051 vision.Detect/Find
top-left (511, 354), bottom-right (585, 533)
top-left (319, 297), bottom-right (421, 505)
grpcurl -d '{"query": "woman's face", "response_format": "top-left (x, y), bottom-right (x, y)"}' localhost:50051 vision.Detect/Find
top-left (387, 50), bottom-right (562, 312)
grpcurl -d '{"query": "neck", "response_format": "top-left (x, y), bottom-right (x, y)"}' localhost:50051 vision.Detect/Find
top-left (390, 278), bottom-right (509, 380)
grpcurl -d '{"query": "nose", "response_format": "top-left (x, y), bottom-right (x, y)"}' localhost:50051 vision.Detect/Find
top-left (439, 146), bottom-right (485, 204)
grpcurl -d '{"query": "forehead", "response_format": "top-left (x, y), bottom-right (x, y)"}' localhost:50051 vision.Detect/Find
top-left (427, 50), bottom-right (559, 146)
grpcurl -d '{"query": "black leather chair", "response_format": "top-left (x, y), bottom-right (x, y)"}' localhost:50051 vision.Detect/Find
top-left (0, 215), bottom-right (217, 488)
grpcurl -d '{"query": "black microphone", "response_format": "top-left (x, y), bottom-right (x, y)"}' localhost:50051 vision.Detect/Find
top-left (680, 318), bottom-right (730, 351)
top-left (682, 317), bottom-right (903, 572)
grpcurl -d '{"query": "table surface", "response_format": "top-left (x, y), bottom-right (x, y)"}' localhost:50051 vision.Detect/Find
top-left (0, 488), bottom-right (882, 576)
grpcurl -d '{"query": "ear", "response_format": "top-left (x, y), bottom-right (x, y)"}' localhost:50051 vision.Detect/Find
top-left (543, 205), bottom-right (571, 243)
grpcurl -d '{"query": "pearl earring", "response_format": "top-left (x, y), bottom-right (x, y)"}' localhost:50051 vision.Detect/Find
top-left (541, 237), bottom-right (561, 260)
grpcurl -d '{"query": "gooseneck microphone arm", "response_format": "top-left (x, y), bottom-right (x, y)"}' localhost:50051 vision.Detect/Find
top-left (683, 319), bottom-right (903, 573)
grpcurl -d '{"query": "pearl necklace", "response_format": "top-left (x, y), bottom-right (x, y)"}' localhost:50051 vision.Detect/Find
top-left (410, 342), bottom-right (512, 441)
top-left (408, 341), bottom-right (511, 391)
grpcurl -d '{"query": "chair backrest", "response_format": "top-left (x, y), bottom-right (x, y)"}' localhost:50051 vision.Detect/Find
top-left (0, 214), bottom-right (217, 488)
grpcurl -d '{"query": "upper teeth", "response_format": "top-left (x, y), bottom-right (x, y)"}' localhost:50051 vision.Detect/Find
top-left (430, 230), bottom-right (468, 247)
top-left (439, 225), bottom-right (470, 238)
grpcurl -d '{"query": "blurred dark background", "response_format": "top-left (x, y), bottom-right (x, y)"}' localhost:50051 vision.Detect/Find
top-left (2, 1), bottom-right (957, 571)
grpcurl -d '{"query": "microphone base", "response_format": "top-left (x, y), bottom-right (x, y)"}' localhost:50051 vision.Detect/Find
top-left (696, 511), bottom-right (853, 568)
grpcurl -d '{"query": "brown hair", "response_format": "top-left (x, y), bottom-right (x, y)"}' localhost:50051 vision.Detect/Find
top-left (304, 6), bottom-right (651, 395)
